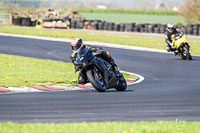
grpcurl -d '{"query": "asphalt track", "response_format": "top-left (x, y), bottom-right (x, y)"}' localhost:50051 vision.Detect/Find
top-left (0, 35), bottom-right (200, 123)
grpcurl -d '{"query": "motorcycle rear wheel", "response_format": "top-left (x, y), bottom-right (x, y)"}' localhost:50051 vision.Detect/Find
top-left (86, 69), bottom-right (106, 92)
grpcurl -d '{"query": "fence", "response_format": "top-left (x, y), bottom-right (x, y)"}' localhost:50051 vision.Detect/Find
top-left (0, 12), bottom-right (12, 25)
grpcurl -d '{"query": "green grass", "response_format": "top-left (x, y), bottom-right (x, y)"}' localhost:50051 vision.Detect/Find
top-left (76, 9), bottom-right (179, 15)
top-left (0, 26), bottom-right (199, 130)
top-left (0, 54), bottom-right (78, 87)
top-left (0, 26), bottom-right (199, 55)
top-left (80, 13), bottom-right (186, 25)
top-left (0, 53), bottom-right (137, 87)
top-left (0, 8), bottom-right (179, 15)
top-left (0, 122), bottom-right (200, 133)
top-left (0, 8), bottom-right (184, 24)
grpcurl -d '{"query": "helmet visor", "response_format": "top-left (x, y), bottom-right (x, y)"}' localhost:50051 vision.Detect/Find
top-left (168, 28), bottom-right (174, 32)
top-left (71, 45), bottom-right (79, 50)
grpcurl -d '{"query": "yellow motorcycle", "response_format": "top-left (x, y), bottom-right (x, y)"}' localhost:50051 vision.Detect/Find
top-left (172, 33), bottom-right (192, 60)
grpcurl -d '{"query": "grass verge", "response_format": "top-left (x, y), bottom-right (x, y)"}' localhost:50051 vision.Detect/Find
top-left (0, 8), bottom-right (179, 15)
top-left (0, 122), bottom-right (200, 133)
top-left (0, 54), bottom-right (137, 87)
top-left (0, 26), bottom-right (199, 55)
top-left (76, 9), bottom-right (179, 15)
top-left (80, 13), bottom-right (185, 24)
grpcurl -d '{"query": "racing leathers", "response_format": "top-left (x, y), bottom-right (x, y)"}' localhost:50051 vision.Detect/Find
top-left (70, 45), bottom-right (119, 84)
top-left (165, 28), bottom-right (183, 52)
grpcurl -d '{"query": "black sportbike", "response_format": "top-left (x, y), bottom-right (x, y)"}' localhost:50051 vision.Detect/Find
top-left (74, 47), bottom-right (127, 92)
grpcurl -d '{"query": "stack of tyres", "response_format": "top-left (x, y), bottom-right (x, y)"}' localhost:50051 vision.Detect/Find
top-left (63, 17), bottom-right (71, 29)
top-left (144, 24), bottom-right (149, 33)
top-left (13, 17), bottom-right (22, 25)
top-left (108, 22), bottom-right (114, 31)
top-left (125, 23), bottom-right (135, 32)
top-left (103, 22), bottom-right (114, 31)
top-left (133, 24), bottom-right (141, 32)
top-left (147, 24), bottom-right (155, 33)
top-left (76, 20), bottom-right (85, 29)
top-left (84, 21), bottom-right (91, 30)
top-left (177, 25), bottom-right (187, 34)
top-left (119, 23), bottom-right (125, 32)
top-left (103, 22), bottom-right (109, 30)
top-left (199, 27), bottom-right (200, 36)
top-left (186, 24), bottom-right (193, 35)
top-left (140, 24), bottom-right (145, 32)
top-left (193, 24), bottom-right (199, 36)
top-left (31, 20), bottom-right (36, 26)
top-left (160, 24), bottom-right (166, 34)
top-left (21, 18), bottom-right (31, 26)
top-left (71, 20), bottom-right (77, 29)
top-left (182, 26), bottom-right (187, 35)
top-left (91, 22), bottom-right (98, 30)
top-left (113, 24), bottom-right (120, 31)
top-left (139, 24), bottom-right (145, 32)
top-left (124, 23), bottom-right (129, 32)
top-left (64, 17), bottom-right (71, 24)
top-left (98, 21), bottom-right (105, 30)
top-left (154, 25), bottom-right (160, 33)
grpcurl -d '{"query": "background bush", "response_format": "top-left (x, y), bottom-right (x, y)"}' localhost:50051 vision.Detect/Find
top-left (181, 0), bottom-right (200, 24)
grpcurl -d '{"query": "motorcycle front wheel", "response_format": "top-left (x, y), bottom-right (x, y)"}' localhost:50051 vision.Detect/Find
top-left (183, 46), bottom-right (192, 60)
top-left (86, 69), bottom-right (106, 92)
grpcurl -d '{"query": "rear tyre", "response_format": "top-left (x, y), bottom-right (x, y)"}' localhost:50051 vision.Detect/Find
top-left (189, 55), bottom-right (192, 60)
top-left (86, 69), bottom-right (106, 92)
top-left (115, 77), bottom-right (127, 91)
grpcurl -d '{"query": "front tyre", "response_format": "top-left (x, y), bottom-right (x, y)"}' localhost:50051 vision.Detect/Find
top-left (183, 47), bottom-right (192, 60)
top-left (86, 69), bottom-right (106, 92)
top-left (115, 77), bottom-right (127, 91)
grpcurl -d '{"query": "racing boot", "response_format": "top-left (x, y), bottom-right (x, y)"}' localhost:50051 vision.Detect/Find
top-left (101, 50), bottom-right (120, 72)
top-left (174, 47), bottom-right (178, 56)
top-left (110, 63), bottom-right (120, 78)
top-left (166, 46), bottom-right (171, 52)
top-left (108, 57), bottom-right (120, 73)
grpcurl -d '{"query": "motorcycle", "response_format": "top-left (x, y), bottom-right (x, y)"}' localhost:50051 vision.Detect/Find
top-left (172, 33), bottom-right (192, 60)
top-left (74, 47), bottom-right (127, 92)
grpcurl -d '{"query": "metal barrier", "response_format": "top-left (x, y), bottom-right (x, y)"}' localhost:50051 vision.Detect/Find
top-left (0, 12), bottom-right (12, 25)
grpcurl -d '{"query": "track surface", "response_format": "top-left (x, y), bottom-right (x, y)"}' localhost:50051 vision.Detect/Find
top-left (0, 35), bottom-right (200, 123)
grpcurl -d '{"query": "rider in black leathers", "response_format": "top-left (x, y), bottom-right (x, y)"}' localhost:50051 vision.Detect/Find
top-left (165, 23), bottom-right (183, 54)
top-left (70, 38), bottom-right (119, 84)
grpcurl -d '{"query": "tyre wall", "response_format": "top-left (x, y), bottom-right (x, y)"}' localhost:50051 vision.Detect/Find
top-left (12, 17), bottom-right (200, 36)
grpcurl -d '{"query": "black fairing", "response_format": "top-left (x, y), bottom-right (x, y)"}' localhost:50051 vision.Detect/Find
top-left (75, 48), bottom-right (121, 89)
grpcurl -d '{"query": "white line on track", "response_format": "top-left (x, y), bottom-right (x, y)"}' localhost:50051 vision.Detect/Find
top-left (121, 71), bottom-right (145, 85)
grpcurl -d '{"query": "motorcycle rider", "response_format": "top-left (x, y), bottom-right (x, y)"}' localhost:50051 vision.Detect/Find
top-left (70, 38), bottom-right (119, 84)
top-left (165, 23), bottom-right (183, 54)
